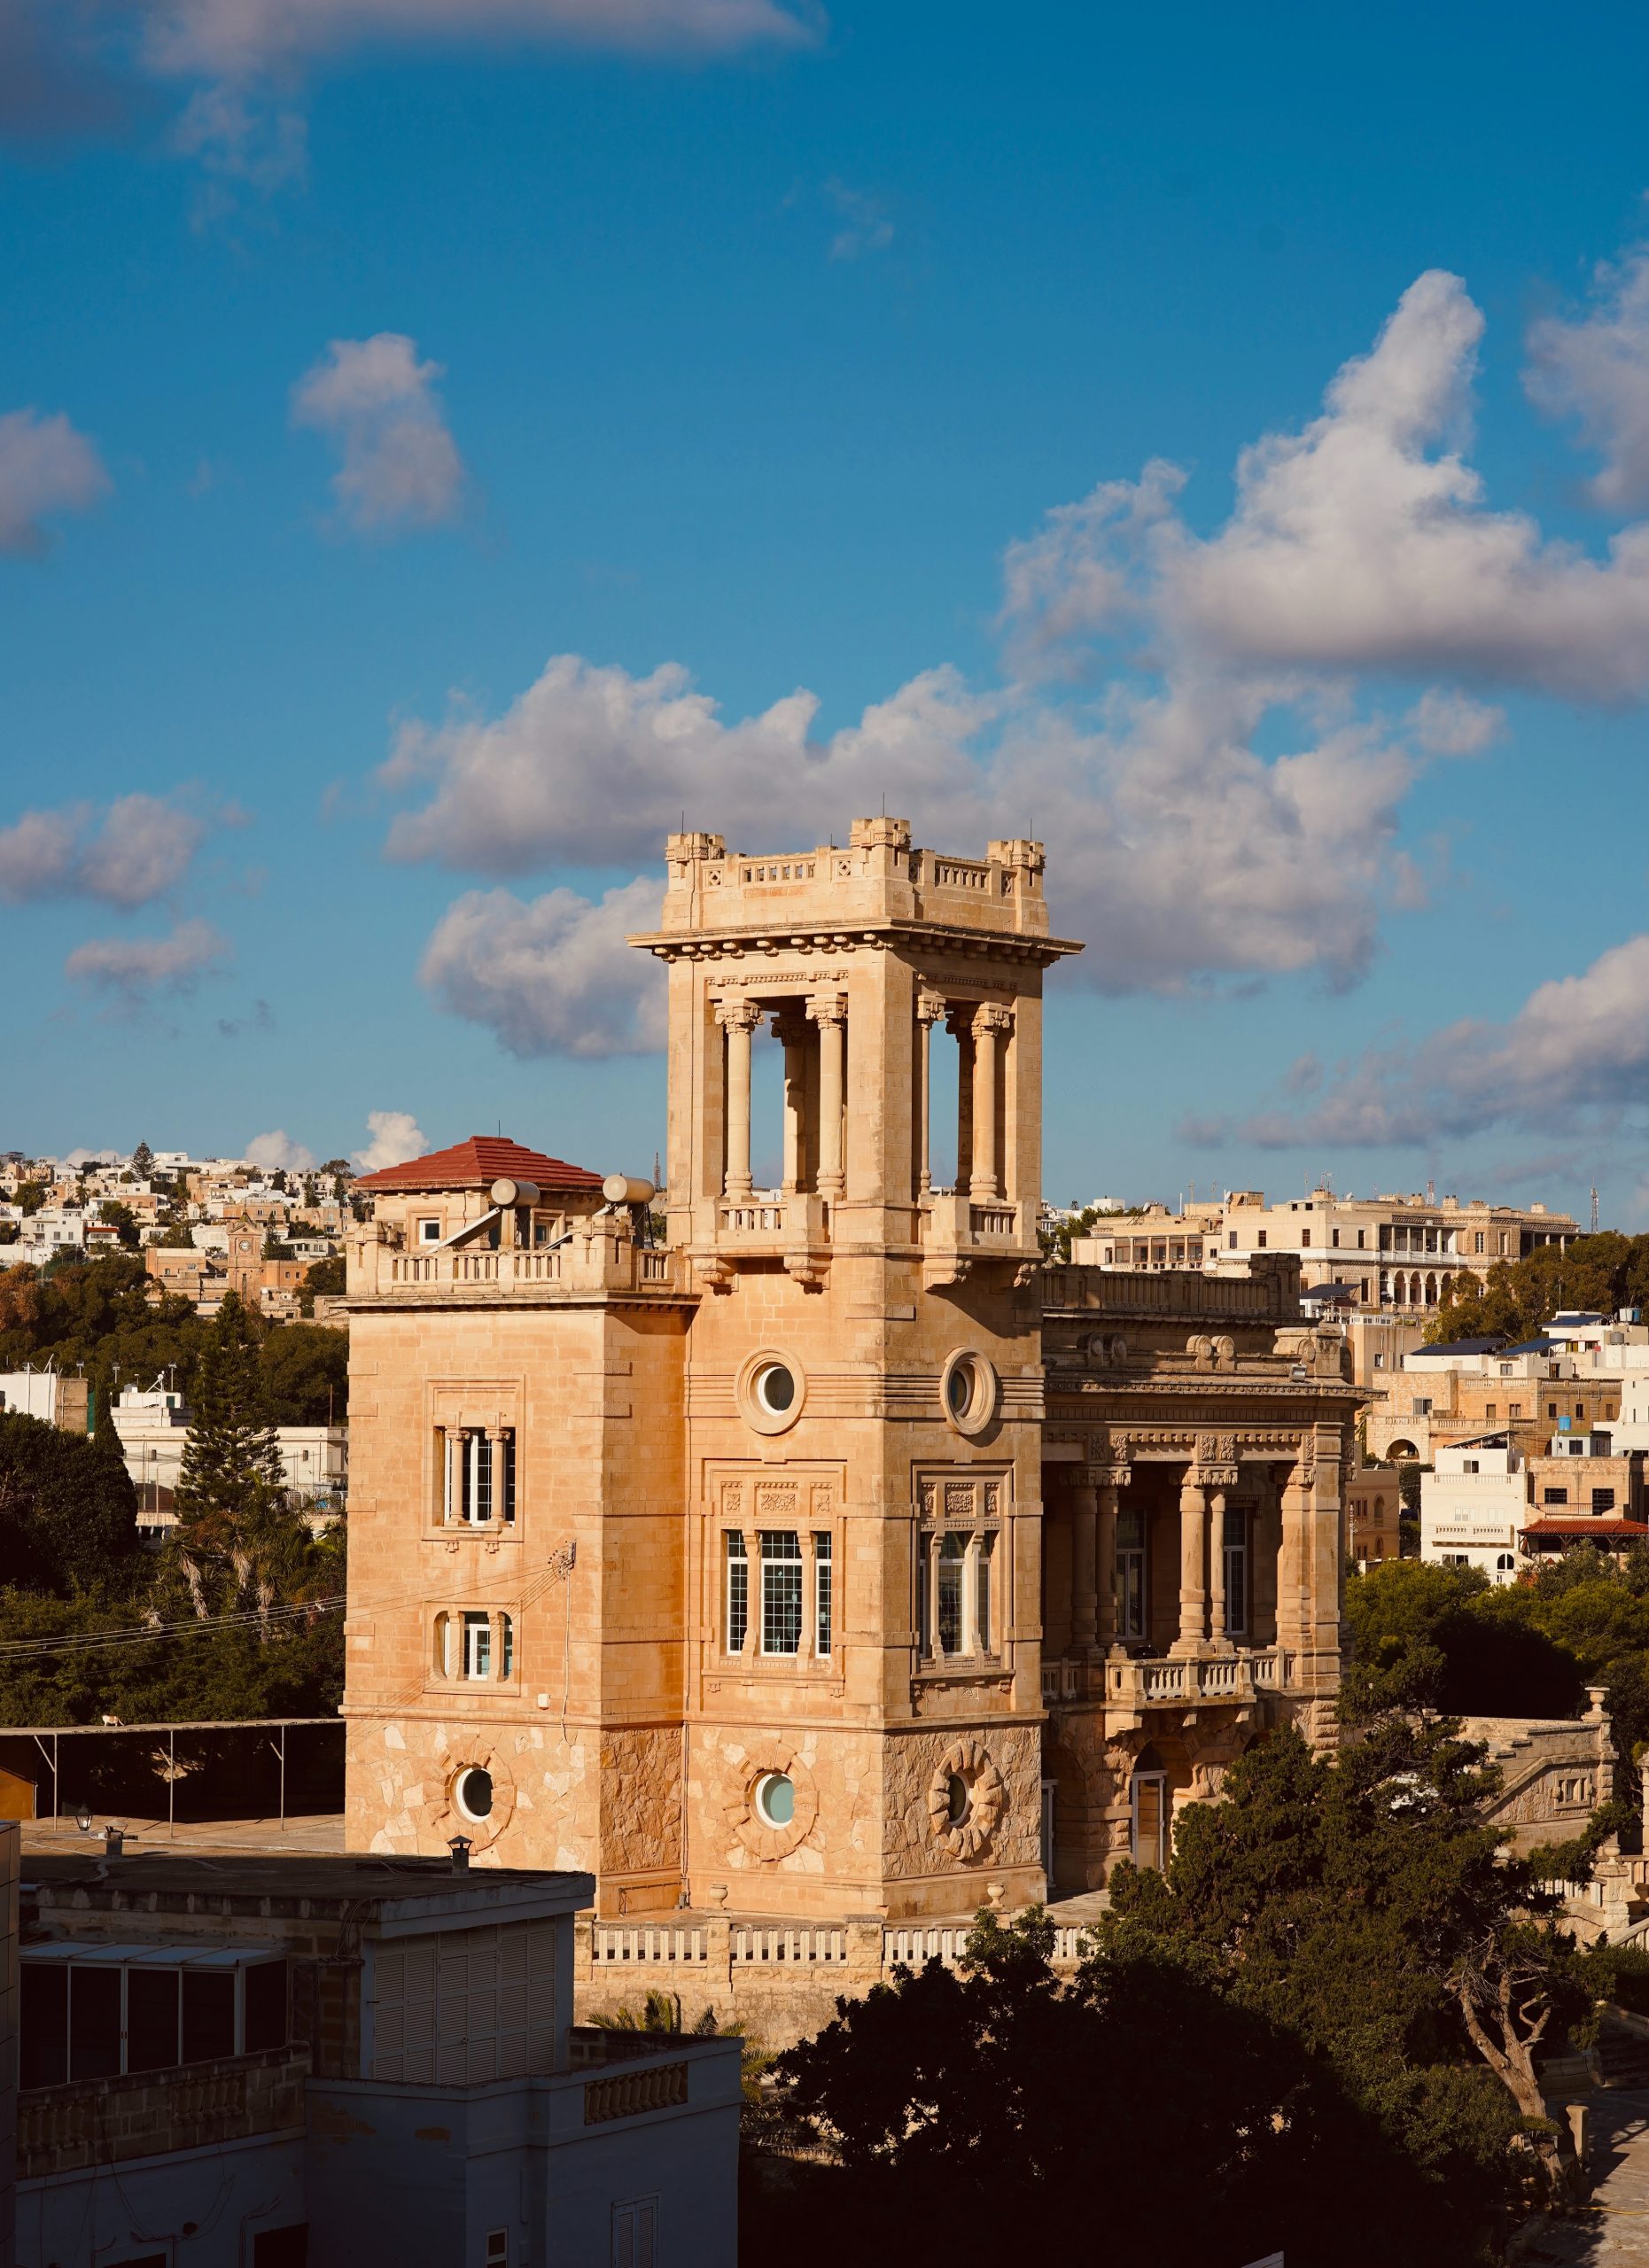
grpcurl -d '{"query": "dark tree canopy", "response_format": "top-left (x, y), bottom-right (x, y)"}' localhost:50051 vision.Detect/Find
top-left (0, 1411), bottom-right (141, 1596)
top-left (261, 1320), bottom-right (347, 1425)
top-left (772, 1904), bottom-right (1481, 2268)
top-left (0, 1253), bottom-right (347, 1424)
top-left (1344, 1557), bottom-right (1586, 1721)
top-left (1346, 1553), bottom-right (1649, 1767)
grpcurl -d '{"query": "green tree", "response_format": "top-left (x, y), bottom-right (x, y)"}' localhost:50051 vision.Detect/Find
top-left (1343, 1558), bottom-right (1584, 1720)
top-left (0, 1410), bottom-right (141, 1596)
top-left (14, 1181), bottom-right (46, 1216)
top-left (769, 1907), bottom-right (1448, 2268)
top-left (0, 1252), bottom-right (209, 1410)
top-left (171, 1293), bottom-right (301, 1616)
top-left (1428, 1229), bottom-right (1649, 1346)
top-left (97, 1200), bottom-right (141, 1249)
top-left (131, 1141), bottom-right (154, 1177)
top-left (261, 1321), bottom-right (348, 1425)
top-left (1108, 1720), bottom-right (1598, 2214)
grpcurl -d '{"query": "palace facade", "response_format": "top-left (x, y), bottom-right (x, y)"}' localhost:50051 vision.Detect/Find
top-left (342, 819), bottom-right (1363, 1921)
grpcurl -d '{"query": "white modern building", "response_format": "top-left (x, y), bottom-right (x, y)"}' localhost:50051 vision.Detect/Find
top-left (0, 1370), bottom-right (89, 1433)
top-left (15, 1847), bottom-right (739, 2268)
top-left (1420, 1436), bottom-right (1528, 1585)
top-left (110, 1386), bottom-right (347, 1534)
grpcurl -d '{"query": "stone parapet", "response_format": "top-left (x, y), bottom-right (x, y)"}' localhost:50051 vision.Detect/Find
top-left (574, 1913), bottom-right (1096, 2051)
top-left (19, 2047), bottom-right (308, 2179)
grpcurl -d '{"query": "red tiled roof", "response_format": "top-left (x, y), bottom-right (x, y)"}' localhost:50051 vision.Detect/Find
top-left (1521, 1518), bottom-right (1649, 1538)
top-left (354, 1135), bottom-right (603, 1195)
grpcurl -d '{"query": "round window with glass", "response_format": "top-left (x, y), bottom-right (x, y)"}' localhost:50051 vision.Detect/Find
top-left (940, 1350), bottom-right (997, 1433)
top-left (945, 1774), bottom-right (971, 1827)
top-left (754, 1771), bottom-right (795, 1829)
top-left (753, 1362), bottom-right (797, 1417)
top-left (741, 1350), bottom-right (805, 1433)
top-left (454, 1766), bottom-right (494, 1822)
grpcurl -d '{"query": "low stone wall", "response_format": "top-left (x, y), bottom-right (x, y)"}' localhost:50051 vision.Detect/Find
top-left (19, 2046), bottom-right (307, 2178)
top-left (574, 1915), bottom-right (1094, 2051)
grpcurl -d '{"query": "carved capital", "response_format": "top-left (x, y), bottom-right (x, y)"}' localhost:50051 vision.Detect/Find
top-left (715, 998), bottom-right (763, 1034)
top-left (805, 991), bottom-right (847, 1029)
top-left (972, 1002), bottom-right (1014, 1039)
top-left (916, 987), bottom-right (947, 1026)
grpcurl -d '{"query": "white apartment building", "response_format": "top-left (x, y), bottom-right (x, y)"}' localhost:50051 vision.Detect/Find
top-left (1421, 1438), bottom-right (1528, 1585)
top-left (0, 1369), bottom-right (90, 1432)
top-left (110, 1385), bottom-right (347, 1533)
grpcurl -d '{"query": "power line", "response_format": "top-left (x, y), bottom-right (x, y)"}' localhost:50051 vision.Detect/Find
top-left (0, 1596), bottom-right (345, 1662)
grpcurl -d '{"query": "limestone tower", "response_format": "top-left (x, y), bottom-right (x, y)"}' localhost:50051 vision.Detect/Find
top-left (633, 818), bottom-right (1079, 1915)
top-left (344, 819), bottom-right (1080, 1921)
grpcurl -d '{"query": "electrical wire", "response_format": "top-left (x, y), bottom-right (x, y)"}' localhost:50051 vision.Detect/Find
top-left (0, 1596), bottom-right (345, 1660)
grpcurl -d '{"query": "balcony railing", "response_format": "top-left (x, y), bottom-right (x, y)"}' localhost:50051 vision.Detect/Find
top-left (354, 1236), bottom-right (680, 1301)
top-left (1104, 1647), bottom-right (1295, 1710)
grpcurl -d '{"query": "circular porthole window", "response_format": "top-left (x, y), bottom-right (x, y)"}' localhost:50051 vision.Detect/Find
top-left (454, 1766), bottom-right (494, 1823)
top-left (939, 1349), bottom-right (998, 1435)
top-left (945, 1774), bottom-right (971, 1827)
top-left (738, 1349), bottom-right (806, 1435)
top-left (754, 1772), bottom-right (795, 1829)
top-left (754, 1362), bottom-right (796, 1416)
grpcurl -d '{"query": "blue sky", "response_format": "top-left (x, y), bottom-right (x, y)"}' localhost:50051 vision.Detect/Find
top-left (7, 0), bottom-right (1649, 1219)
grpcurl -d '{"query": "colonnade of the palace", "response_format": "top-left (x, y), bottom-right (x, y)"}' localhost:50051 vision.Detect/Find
top-left (1050, 1449), bottom-right (1336, 1658)
top-left (712, 990), bottom-right (1018, 1203)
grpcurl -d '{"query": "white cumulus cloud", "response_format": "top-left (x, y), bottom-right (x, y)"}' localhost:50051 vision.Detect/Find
top-left (1222, 931), bottom-right (1649, 1151)
top-left (64, 919), bottom-right (228, 1002)
top-left (0, 795), bottom-right (208, 906)
top-left (1006, 270), bottom-right (1649, 700)
top-left (0, 407), bottom-right (109, 555)
top-left (245, 1129), bottom-right (318, 1171)
top-left (292, 333), bottom-right (463, 533)
top-left (1527, 246), bottom-right (1649, 510)
top-left (387, 255), bottom-right (1649, 1060)
top-left (419, 877), bottom-right (669, 1058)
top-left (354, 1109), bottom-right (428, 1172)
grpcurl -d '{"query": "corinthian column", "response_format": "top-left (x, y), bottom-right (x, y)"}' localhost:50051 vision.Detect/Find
top-left (716, 998), bottom-right (762, 1198)
top-left (914, 989), bottom-right (945, 1198)
top-left (808, 992), bottom-right (846, 1198)
top-left (970, 1004), bottom-right (1012, 1201)
top-left (1173, 1470), bottom-right (1208, 1657)
top-left (1208, 1490), bottom-right (1228, 1643)
top-left (1095, 1466), bottom-right (1128, 1647)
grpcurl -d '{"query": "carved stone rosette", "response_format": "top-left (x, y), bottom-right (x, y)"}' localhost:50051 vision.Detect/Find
top-left (928, 1736), bottom-right (1007, 1862)
top-left (724, 1743), bottom-right (820, 1863)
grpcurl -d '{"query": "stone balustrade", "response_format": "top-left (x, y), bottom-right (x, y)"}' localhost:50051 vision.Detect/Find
top-left (1102, 1646), bottom-right (1295, 1712)
top-left (354, 1236), bottom-right (680, 1302)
